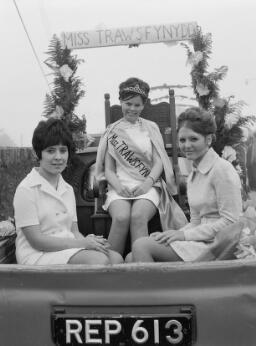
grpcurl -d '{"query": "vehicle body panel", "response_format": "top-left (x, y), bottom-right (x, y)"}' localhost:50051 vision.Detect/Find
top-left (0, 260), bottom-right (255, 345)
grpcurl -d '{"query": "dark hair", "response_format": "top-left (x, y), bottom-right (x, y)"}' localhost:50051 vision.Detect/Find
top-left (119, 77), bottom-right (150, 104)
top-left (32, 118), bottom-right (75, 160)
top-left (177, 107), bottom-right (217, 137)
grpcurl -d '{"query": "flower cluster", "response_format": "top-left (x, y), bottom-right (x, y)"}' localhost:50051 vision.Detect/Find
top-left (235, 192), bottom-right (256, 259)
top-left (222, 145), bottom-right (237, 162)
top-left (0, 218), bottom-right (15, 238)
top-left (186, 50), bottom-right (204, 67)
top-left (48, 105), bottom-right (64, 119)
top-left (59, 64), bottom-right (73, 82)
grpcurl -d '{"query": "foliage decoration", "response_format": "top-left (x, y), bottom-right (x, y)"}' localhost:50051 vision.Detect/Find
top-left (183, 27), bottom-right (256, 193)
top-left (181, 27), bottom-right (228, 110)
top-left (42, 35), bottom-right (86, 145)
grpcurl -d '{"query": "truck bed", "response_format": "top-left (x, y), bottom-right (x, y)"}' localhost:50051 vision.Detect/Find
top-left (0, 260), bottom-right (255, 345)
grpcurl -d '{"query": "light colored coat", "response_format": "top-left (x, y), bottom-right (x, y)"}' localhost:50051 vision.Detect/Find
top-left (171, 148), bottom-right (243, 261)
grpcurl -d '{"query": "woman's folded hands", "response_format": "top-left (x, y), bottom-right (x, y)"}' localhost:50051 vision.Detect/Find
top-left (115, 182), bottom-right (133, 198)
top-left (82, 234), bottom-right (110, 255)
top-left (131, 179), bottom-right (153, 197)
top-left (115, 178), bottom-right (153, 198)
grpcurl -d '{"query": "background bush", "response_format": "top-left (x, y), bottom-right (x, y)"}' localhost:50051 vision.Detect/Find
top-left (0, 148), bottom-right (37, 220)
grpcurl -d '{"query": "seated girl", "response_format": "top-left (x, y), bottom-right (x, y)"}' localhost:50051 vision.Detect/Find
top-left (95, 77), bottom-right (187, 256)
top-left (13, 118), bottom-right (123, 265)
top-left (132, 107), bottom-right (243, 262)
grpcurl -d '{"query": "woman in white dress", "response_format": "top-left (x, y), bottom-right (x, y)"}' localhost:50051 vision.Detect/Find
top-left (95, 77), bottom-right (187, 255)
top-left (132, 107), bottom-right (243, 262)
top-left (13, 118), bottom-right (123, 265)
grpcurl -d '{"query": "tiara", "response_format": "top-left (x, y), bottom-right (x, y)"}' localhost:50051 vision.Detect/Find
top-left (122, 84), bottom-right (147, 97)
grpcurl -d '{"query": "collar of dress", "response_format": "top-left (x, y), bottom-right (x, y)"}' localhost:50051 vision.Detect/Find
top-left (26, 167), bottom-right (69, 196)
top-left (192, 147), bottom-right (219, 175)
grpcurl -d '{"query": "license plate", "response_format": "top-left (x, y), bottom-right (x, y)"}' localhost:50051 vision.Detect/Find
top-left (52, 310), bottom-right (193, 345)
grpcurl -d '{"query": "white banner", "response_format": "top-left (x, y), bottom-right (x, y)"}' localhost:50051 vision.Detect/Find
top-left (61, 22), bottom-right (198, 49)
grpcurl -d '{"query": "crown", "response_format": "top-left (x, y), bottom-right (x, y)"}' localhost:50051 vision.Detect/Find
top-left (122, 84), bottom-right (147, 97)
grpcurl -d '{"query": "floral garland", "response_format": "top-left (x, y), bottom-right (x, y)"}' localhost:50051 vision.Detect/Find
top-left (42, 35), bottom-right (87, 150)
top-left (181, 27), bottom-right (228, 110)
top-left (0, 218), bottom-right (15, 238)
top-left (182, 27), bottom-right (256, 193)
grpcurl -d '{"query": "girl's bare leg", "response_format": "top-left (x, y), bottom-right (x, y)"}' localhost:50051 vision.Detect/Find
top-left (124, 252), bottom-right (133, 263)
top-left (69, 249), bottom-right (123, 265)
top-left (108, 250), bottom-right (124, 264)
top-left (132, 236), bottom-right (183, 263)
top-left (130, 199), bottom-right (157, 245)
top-left (108, 200), bottom-right (131, 255)
top-left (68, 249), bottom-right (110, 264)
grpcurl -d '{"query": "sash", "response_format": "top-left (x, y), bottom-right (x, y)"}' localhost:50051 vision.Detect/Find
top-left (107, 124), bottom-right (153, 182)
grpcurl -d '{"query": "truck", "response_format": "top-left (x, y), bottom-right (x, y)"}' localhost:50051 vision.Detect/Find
top-left (1, 256), bottom-right (256, 346)
top-left (1, 146), bottom-right (256, 346)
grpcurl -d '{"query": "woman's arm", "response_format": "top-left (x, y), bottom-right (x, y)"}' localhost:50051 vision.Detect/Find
top-left (71, 222), bottom-right (85, 239)
top-left (150, 207), bottom-right (201, 244)
top-left (105, 151), bottom-right (132, 197)
top-left (183, 164), bottom-right (243, 241)
top-left (22, 225), bottom-right (109, 254)
top-left (179, 208), bottom-right (201, 231)
top-left (22, 225), bottom-right (86, 251)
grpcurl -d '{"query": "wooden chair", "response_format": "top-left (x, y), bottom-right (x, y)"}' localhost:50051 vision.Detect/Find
top-left (92, 89), bottom-right (188, 238)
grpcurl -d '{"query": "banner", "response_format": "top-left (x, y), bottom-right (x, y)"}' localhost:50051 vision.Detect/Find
top-left (61, 22), bottom-right (197, 49)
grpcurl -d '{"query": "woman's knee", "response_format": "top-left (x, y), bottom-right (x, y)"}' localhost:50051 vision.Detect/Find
top-left (92, 252), bottom-right (110, 265)
top-left (132, 236), bottom-right (152, 253)
top-left (69, 250), bottom-right (110, 265)
top-left (131, 210), bottom-right (148, 225)
top-left (132, 237), bottom-right (155, 261)
top-left (108, 250), bottom-right (124, 264)
top-left (124, 252), bottom-right (133, 263)
top-left (131, 206), bottom-right (156, 229)
top-left (112, 212), bottom-right (130, 226)
top-left (131, 200), bottom-right (156, 224)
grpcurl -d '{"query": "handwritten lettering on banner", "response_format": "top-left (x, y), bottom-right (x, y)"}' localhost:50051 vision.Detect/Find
top-left (61, 22), bottom-right (198, 49)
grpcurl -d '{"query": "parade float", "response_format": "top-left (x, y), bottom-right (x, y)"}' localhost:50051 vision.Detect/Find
top-left (0, 23), bottom-right (256, 345)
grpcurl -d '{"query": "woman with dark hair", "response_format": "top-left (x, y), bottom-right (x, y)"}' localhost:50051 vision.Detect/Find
top-left (132, 107), bottom-right (243, 262)
top-left (13, 118), bottom-right (123, 265)
top-left (96, 77), bottom-right (187, 256)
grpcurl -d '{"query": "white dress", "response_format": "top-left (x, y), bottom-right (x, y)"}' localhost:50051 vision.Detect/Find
top-left (13, 168), bottom-right (84, 265)
top-left (103, 120), bottom-right (160, 210)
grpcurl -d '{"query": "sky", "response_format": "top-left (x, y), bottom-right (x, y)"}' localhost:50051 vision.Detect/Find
top-left (1, 0), bottom-right (256, 146)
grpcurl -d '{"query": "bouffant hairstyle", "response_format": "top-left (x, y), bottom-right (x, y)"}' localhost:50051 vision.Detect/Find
top-left (177, 107), bottom-right (217, 139)
top-left (119, 77), bottom-right (150, 104)
top-left (32, 118), bottom-right (75, 160)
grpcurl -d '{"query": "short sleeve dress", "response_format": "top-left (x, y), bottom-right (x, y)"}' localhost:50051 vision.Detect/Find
top-left (13, 168), bottom-right (84, 265)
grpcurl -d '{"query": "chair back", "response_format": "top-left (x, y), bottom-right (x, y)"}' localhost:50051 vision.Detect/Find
top-left (104, 89), bottom-right (176, 142)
